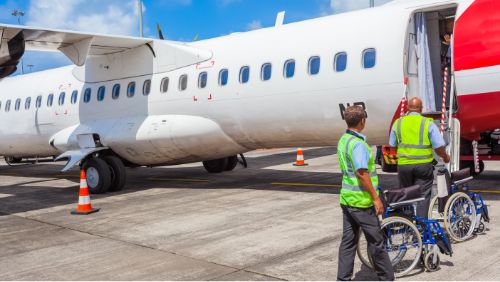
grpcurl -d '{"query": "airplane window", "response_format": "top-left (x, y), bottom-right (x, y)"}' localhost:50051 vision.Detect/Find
top-left (198, 72), bottom-right (208, 89)
top-left (334, 52), bottom-right (348, 72)
top-left (58, 92), bottom-right (66, 106)
top-left (239, 66), bottom-right (250, 84)
top-left (179, 74), bottom-right (188, 91)
top-left (71, 90), bottom-right (78, 104)
top-left (15, 98), bottom-right (21, 111)
top-left (47, 94), bottom-right (54, 107)
top-left (284, 59), bottom-right (295, 78)
top-left (261, 63), bottom-right (272, 81)
top-left (84, 88), bottom-right (92, 103)
top-left (160, 77), bottom-right (169, 93)
top-left (219, 69), bottom-right (229, 86)
top-left (143, 79), bottom-right (151, 96)
top-left (5, 100), bottom-right (11, 112)
top-left (363, 48), bottom-right (376, 69)
top-left (112, 84), bottom-right (120, 100)
top-left (97, 86), bottom-right (105, 101)
top-left (36, 96), bottom-right (42, 108)
top-left (308, 56), bottom-right (321, 75)
top-left (127, 82), bottom-right (136, 98)
top-left (25, 97), bottom-right (31, 110)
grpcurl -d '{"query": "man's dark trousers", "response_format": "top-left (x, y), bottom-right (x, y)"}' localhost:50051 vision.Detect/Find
top-left (337, 205), bottom-right (394, 281)
top-left (398, 163), bottom-right (434, 218)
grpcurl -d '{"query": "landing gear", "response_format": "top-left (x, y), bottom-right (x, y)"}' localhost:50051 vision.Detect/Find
top-left (203, 155), bottom-right (243, 173)
top-left (5, 157), bottom-right (22, 164)
top-left (82, 158), bottom-right (111, 194)
top-left (103, 155), bottom-right (127, 192)
top-left (203, 158), bottom-right (228, 173)
top-left (225, 155), bottom-right (238, 171)
top-left (82, 154), bottom-right (127, 194)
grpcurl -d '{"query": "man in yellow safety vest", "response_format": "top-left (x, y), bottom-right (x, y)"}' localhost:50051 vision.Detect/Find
top-left (389, 97), bottom-right (450, 218)
top-left (337, 106), bottom-right (394, 281)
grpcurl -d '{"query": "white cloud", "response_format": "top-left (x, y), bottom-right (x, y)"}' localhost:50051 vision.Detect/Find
top-left (329, 0), bottom-right (393, 14)
top-left (246, 20), bottom-right (262, 31)
top-left (26, 0), bottom-right (139, 36)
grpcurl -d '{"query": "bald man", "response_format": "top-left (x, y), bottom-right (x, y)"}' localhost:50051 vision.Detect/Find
top-left (389, 97), bottom-right (450, 218)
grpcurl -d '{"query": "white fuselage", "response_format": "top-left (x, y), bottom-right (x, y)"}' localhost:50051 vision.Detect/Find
top-left (0, 1), bottom-right (468, 166)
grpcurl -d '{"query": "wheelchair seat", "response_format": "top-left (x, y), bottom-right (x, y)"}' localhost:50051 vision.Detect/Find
top-left (383, 185), bottom-right (423, 209)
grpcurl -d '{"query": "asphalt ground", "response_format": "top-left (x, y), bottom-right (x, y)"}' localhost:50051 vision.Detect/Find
top-left (0, 147), bottom-right (499, 281)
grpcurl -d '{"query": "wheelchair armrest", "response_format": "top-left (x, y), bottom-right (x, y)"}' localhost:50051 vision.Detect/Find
top-left (451, 168), bottom-right (472, 184)
top-left (453, 176), bottom-right (474, 186)
top-left (388, 197), bottom-right (425, 209)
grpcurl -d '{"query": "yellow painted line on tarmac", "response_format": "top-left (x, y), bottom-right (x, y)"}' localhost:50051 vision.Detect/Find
top-left (272, 182), bottom-right (341, 188)
top-left (0, 173), bottom-right (23, 177)
top-left (470, 189), bottom-right (500, 195)
top-left (150, 178), bottom-right (210, 183)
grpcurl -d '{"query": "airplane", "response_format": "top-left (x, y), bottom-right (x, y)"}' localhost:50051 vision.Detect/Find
top-left (1, 0), bottom-right (499, 194)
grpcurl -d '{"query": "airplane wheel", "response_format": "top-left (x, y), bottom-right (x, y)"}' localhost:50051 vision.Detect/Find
top-left (82, 158), bottom-right (111, 194)
top-left (103, 155), bottom-right (127, 192)
top-left (203, 158), bottom-right (228, 173)
top-left (225, 156), bottom-right (238, 171)
top-left (5, 157), bottom-right (22, 163)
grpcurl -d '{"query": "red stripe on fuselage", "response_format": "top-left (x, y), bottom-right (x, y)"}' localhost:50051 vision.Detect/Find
top-left (454, 0), bottom-right (500, 71)
top-left (457, 91), bottom-right (500, 140)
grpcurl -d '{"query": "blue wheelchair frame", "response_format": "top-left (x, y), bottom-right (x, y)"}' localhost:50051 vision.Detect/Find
top-left (450, 181), bottom-right (490, 230)
top-left (383, 203), bottom-right (451, 258)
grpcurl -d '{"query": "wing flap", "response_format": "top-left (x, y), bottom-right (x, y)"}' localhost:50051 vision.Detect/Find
top-left (0, 24), bottom-right (152, 55)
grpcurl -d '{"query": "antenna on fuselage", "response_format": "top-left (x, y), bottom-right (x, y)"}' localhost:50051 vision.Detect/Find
top-left (275, 11), bottom-right (285, 27)
top-left (137, 0), bottom-right (144, 37)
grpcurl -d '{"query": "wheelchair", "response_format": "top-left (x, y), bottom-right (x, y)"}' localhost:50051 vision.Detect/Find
top-left (428, 168), bottom-right (490, 242)
top-left (357, 185), bottom-right (452, 277)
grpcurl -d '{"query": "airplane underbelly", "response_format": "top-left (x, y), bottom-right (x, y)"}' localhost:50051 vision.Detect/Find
top-left (104, 115), bottom-right (248, 166)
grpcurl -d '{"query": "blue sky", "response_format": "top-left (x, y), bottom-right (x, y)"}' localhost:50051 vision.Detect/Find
top-left (0, 0), bottom-right (392, 74)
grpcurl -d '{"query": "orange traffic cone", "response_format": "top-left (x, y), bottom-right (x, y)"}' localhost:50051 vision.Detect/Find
top-left (293, 148), bottom-right (308, 166)
top-left (71, 170), bottom-right (100, 215)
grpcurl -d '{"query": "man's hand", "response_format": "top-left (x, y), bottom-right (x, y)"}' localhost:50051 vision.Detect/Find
top-left (435, 147), bottom-right (451, 164)
top-left (374, 197), bottom-right (384, 216)
top-left (443, 154), bottom-right (451, 164)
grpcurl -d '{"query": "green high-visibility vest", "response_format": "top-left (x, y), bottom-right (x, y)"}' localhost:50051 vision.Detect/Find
top-left (337, 133), bottom-right (379, 208)
top-left (393, 114), bottom-right (434, 165)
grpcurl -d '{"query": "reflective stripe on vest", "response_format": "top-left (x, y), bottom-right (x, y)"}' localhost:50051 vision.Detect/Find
top-left (337, 133), bottom-right (379, 208)
top-left (394, 115), bottom-right (434, 165)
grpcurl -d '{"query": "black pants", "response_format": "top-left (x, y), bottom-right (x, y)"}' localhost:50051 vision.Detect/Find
top-left (337, 205), bottom-right (394, 281)
top-left (397, 163), bottom-right (434, 218)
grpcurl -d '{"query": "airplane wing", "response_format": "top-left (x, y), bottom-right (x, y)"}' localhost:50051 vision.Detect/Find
top-left (0, 24), bottom-right (212, 78)
top-left (0, 24), bottom-right (152, 55)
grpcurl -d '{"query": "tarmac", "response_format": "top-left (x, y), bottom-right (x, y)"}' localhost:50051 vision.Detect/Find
top-left (0, 147), bottom-right (499, 281)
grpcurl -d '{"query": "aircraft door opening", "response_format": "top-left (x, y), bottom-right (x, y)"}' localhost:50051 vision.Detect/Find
top-left (404, 6), bottom-right (457, 114)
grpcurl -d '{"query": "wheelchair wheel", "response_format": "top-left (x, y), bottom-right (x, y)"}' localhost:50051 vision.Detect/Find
top-left (424, 251), bottom-right (440, 272)
top-left (444, 192), bottom-right (477, 242)
top-left (428, 196), bottom-right (443, 221)
top-left (357, 231), bottom-right (374, 269)
top-left (382, 216), bottom-right (423, 277)
top-left (356, 217), bottom-right (422, 277)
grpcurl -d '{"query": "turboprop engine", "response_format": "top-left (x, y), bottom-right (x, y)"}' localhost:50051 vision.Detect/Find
top-left (0, 31), bottom-right (25, 79)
